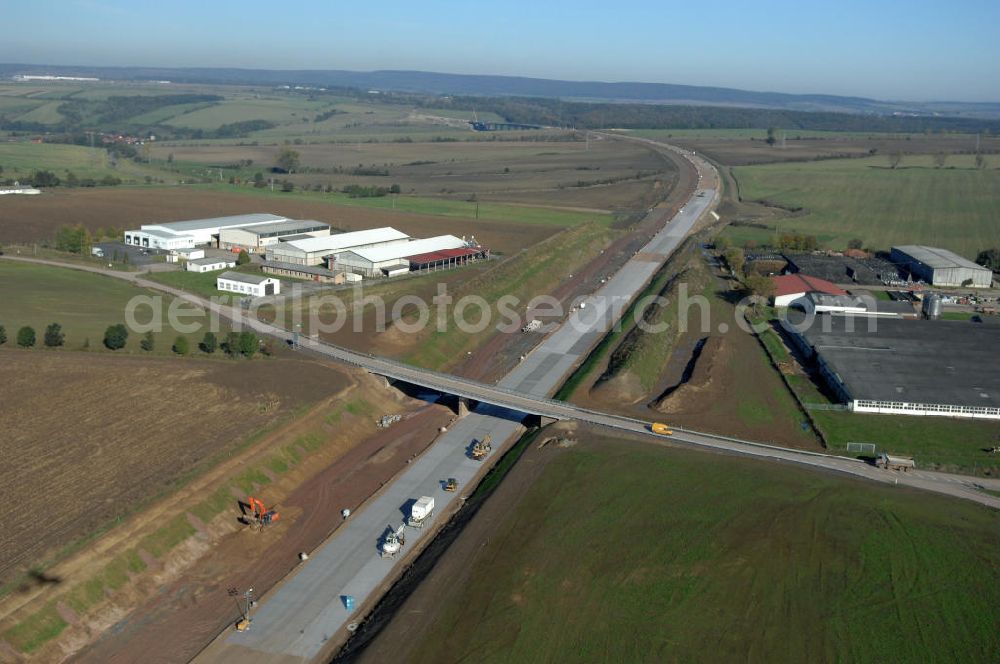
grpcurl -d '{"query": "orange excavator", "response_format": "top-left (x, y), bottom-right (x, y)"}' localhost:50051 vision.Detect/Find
top-left (247, 496), bottom-right (280, 528)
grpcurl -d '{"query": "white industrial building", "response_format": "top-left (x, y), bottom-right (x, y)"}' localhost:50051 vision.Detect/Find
top-left (166, 247), bottom-right (205, 263)
top-left (217, 272), bottom-right (281, 297)
top-left (186, 257), bottom-right (236, 273)
top-left (333, 235), bottom-right (468, 278)
top-left (219, 220), bottom-right (330, 254)
top-left (266, 227), bottom-right (410, 266)
top-left (125, 213), bottom-right (289, 251)
top-left (0, 183), bottom-right (41, 195)
top-left (261, 262), bottom-right (362, 284)
top-left (890, 245), bottom-right (992, 288)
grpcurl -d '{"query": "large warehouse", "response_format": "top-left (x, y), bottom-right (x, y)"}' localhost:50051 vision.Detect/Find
top-left (265, 227), bottom-right (410, 266)
top-left (333, 235), bottom-right (468, 277)
top-left (784, 314), bottom-right (1000, 420)
top-left (219, 220), bottom-right (330, 254)
top-left (889, 245), bottom-right (992, 288)
top-left (125, 213), bottom-right (289, 250)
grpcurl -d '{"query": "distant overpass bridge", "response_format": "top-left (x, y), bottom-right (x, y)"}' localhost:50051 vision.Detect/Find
top-left (469, 120), bottom-right (544, 131)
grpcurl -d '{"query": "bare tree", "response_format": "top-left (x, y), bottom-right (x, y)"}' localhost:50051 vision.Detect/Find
top-left (933, 152), bottom-right (947, 169)
top-left (975, 152), bottom-right (987, 170)
top-left (888, 151), bottom-right (903, 169)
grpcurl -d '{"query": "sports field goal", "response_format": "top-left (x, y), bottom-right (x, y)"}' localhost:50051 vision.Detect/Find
top-left (846, 442), bottom-right (876, 456)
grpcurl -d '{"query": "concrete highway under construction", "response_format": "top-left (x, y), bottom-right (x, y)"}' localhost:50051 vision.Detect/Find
top-left (4, 140), bottom-right (996, 664)
top-left (190, 141), bottom-right (999, 663)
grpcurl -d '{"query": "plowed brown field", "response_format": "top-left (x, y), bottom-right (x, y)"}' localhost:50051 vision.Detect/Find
top-left (0, 351), bottom-right (350, 585)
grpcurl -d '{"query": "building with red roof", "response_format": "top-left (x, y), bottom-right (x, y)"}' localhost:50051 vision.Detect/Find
top-left (771, 274), bottom-right (847, 307)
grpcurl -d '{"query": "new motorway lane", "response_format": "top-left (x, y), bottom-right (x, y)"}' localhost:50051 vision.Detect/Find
top-left (190, 149), bottom-right (721, 662)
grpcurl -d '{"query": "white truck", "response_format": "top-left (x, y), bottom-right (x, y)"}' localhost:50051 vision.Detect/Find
top-left (407, 496), bottom-right (435, 528)
top-left (91, 247), bottom-right (105, 258)
top-left (875, 453), bottom-right (915, 472)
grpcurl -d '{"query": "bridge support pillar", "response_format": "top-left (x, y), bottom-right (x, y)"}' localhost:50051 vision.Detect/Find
top-left (457, 396), bottom-right (470, 419)
top-left (526, 414), bottom-right (559, 428)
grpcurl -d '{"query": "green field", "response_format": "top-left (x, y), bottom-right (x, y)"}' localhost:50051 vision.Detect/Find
top-left (0, 261), bottom-right (222, 353)
top-left (726, 156), bottom-right (999, 257)
top-left (814, 410), bottom-right (1000, 475)
top-left (408, 438), bottom-right (1000, 664)
top-left (0, 95), bottom-right (47, 117)
top-left (0, 142), bottom-right (177, 184)
top-left (146, 265), bottom-right (262, 300)
top-left (199, 183), bottom-right (612, 227)
top-left (164, 97), bottom-right (327, 130)
top-left (0, 143), bottom-right (109, 179)
top-left (629, 128), bottom-right (926, 140)
top-left (403, 222), bottom-right (614, 370)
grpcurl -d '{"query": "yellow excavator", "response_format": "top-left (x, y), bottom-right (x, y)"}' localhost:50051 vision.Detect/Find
top-left (471, 434), bottom-right (492, 460)
top-left (650, 422), bottom-right (673, 436)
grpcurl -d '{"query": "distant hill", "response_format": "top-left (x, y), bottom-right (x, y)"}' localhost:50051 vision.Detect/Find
top-left (3, 63), bottom-right (1000, 119)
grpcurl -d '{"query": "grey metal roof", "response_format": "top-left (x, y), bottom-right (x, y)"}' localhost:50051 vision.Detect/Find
top-left (134, 228), bottom-right (177, 239)
top-left (232, 220), bottom-right (330, 237)
top-left (151, 213), bottom-right (287, 233)
top-left (808, 293), bottom-right (866, 308)
top-left (262, 261), bottom-right (340, 277)
top-left (339, 235), bottom-right (465, 263)
top-left (189, 257), bottom-right (234, 266)
top-left (785, 253), bottom-right (904, 286)
top-left (891, 245), bottom-right (987, 271)
top-left (797, 314), bottom-right (1000, 408)
top-left (218, 271), bottom-right (274, 285)
top-left (284, 227), bottom-right (409, 254)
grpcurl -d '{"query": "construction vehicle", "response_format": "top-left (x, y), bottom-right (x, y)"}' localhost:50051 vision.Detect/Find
top-left (444, 477), bottom-right (458, 492)
top-left (233, 587), bottom-right (255, 631)
top-left (380, 524), bottom-right (406, 558)
top-left (471, 434), bottom-right (492, 460)
top-left (650, 422), bottom-right (673, 436)
top-left (875, 453), bottom-right (915, 472)
top-left (407, 496), bottom-right (435, 529)
top-left (246, 496), bottom-right (280, 529)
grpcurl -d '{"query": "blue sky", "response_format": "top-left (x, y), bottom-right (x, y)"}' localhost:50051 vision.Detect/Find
top-left (1, 0), bottom-right (998, 101)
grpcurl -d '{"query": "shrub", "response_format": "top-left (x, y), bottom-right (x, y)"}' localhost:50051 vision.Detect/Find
top-left (140, 331), bottom-right (155, 352)
top-left (103, 324), bottom-right (128, 350)
top-left (200, 331), bottom-right (217, 354)
top-left (43, 323), bottom-right (64, 347)
top-left (172, 336), bottom-right (189, 355)
top-left (17, 326), bottom-right (35, 348)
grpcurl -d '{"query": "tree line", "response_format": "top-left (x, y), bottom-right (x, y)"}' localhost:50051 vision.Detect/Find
top-left (0, 322), bottom-right (270, 357)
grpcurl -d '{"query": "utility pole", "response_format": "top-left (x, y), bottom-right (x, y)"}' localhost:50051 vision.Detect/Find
top-left (229, 586), bottom-right (256, 630)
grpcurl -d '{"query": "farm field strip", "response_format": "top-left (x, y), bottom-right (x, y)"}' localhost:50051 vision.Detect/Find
top-left (374, 434), bottom-right (1000, 664)
top-left (729, 155), bottom-right (1000, 257)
